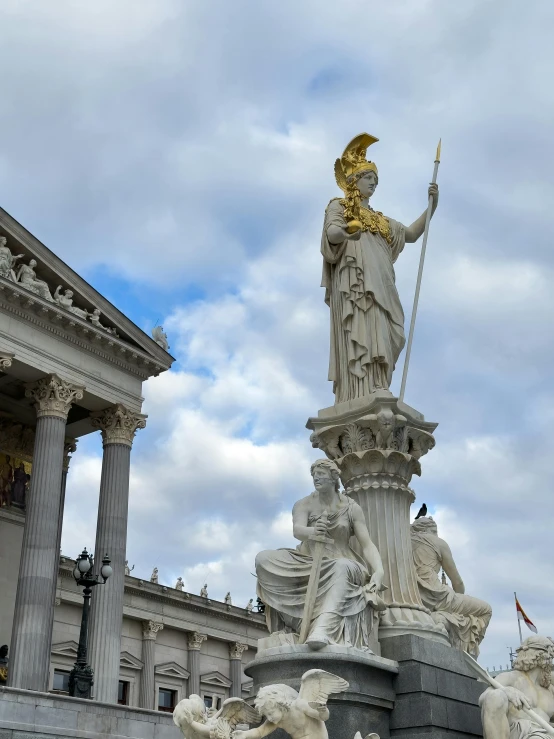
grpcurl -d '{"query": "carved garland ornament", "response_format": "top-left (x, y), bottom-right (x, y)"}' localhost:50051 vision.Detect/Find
top-left (25, 374), bottom-right (85, 420)
top-left (91, 403), bottom-right (147, 447)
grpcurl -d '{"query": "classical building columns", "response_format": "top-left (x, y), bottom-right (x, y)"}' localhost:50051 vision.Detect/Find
top-left (9, 374), bottom-right (84, 691)
top-left (187, 632), bottom-right (207, 696)
top-left (228, 642), bottom-right (248, 697)
top-left (88, 403), bottom-right (146, 704)
top-left (139, 621), bottom-right (164, 709)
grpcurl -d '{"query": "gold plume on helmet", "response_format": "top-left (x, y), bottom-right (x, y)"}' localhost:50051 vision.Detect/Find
top-left (334, 133), bottom-right (379, 193)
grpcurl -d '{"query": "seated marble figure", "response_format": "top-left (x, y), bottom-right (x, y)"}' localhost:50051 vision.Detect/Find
top-left (255, 459), bottom-right (385, 651)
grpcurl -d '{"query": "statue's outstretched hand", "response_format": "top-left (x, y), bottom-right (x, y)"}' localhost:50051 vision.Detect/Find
top-left (502, 686), bottom-right (531, 710)
top-left (428, 183), bottom-right (439, 209)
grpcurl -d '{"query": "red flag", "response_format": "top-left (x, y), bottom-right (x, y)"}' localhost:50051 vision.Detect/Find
top-left (515, 596), bottom-right (538, 634)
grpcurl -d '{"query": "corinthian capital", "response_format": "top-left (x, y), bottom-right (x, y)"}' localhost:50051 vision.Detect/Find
top-left (228, 642), bottom-right (248, 660)
top-left (25, 374), bottom-right (85, 420)
top-left (142, 620), bottom-right (164, 641)
top-left (187, 632), bottom-right (207, 651)
top-left (91, 403), bottom-right (147, 448)
top-left (63, 438), bottom-right (78, 471)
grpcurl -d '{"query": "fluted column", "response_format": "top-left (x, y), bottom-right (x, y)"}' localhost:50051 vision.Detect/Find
top-left (228, 642), bottom-right (247, 697)
top-left (139, 621), bottom-right (163, 709)
top-left (9, 375), bottom-right (84, 691)
top-left (187, 632), bottom-right (206, 696)
top-left (88, 404), bottom-right (146, 704)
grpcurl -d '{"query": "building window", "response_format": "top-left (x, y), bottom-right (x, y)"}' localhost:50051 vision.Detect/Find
top-left (203, 694), bottom-right (222, 710)
top-left (118, 680), bottom-right (129, 706)
top-left (158, 688), bottom-right (176, 712)
top-left (52, 670), bottom-right (70, 693)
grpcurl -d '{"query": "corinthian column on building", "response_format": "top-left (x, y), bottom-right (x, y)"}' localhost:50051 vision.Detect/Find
top-left (228, 642), bottom-right (248, 697)
top-left (187, 632), bottom-right (207, 696)
top-left (139, 620), bottom-right (164, 709)
top-left (308, 392), bottom-right (449, 645)
top-left (9, 374), bottom-right (85, 691)
top-left (88, 404), bottom-right (147, 704)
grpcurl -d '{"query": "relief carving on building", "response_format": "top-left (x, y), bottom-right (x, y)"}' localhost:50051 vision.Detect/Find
top-left (91, 404), bottom-right (147, 447)
top-left (25, 374), bottom-right (85, 420)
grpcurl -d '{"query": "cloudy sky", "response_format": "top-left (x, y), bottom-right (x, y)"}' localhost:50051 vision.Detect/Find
top-left (2, 0), bottom-right (554, 669)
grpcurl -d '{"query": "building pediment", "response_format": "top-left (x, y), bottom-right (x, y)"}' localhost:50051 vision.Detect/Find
top-left (0, 207), bottom-right (174, 378)
top-left (120, 651), bottom-right (144, 671)
top-left (155, 662), bottom-right (190, 679)
top-left (200, 671), bottom-right (232, 688)
top-left (51, 641), bottom-right (79, 659)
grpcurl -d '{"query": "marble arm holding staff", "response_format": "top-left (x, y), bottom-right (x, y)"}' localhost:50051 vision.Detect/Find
top-left (255, 459), bottom-right (385, 651)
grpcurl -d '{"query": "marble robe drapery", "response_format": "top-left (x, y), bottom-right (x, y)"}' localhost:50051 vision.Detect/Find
top-left (411, 523), bottom-right (491, 656)
top-left (255, 496), bottom-right (376, 649)
top-left (321, 199), bottom-right (406, 402)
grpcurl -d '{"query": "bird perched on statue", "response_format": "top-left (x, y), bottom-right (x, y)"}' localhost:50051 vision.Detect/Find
top-left (415, 503), bottom-right (427, 519)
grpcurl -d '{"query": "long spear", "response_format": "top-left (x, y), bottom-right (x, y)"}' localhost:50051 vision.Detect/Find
top-left (399, 139), bottom-right (441, 403)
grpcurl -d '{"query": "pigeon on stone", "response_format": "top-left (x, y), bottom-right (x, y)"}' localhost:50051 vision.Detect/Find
top-left (415, 503), bottom-right (427, 519)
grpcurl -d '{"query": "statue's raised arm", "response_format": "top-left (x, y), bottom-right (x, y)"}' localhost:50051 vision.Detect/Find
top-left (321, 133), bottom-right (438, 403)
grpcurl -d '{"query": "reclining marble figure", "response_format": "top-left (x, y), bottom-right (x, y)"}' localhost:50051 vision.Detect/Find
top-left (479, 636), bottom-right (554, 739)
top-left (255, 458), bottom-right (385, 651)
top-left (232, 669), bottom-right (350, 739)
top-left (410, 516), bottom-right (491, 656)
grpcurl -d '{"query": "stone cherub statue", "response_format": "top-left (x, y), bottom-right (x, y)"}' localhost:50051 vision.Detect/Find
top-left (0, 237), bottom-right (23, 280)
top-left (479, 636), bottom-right (554, 739)
top-left (322, 134), bottom-right (439, 402)
top-left (232, 669), bottom-right (349, 739)
top-left (152, 325), bottom-right (169, 351)
top-left (173, 694), bottom-right (261, 739)
top-left (410, 516), bottom-right (491, 656)
top-left (150, 567), bottom-right (159, 584)
top-left (255, 459), bottom-right (385, 651)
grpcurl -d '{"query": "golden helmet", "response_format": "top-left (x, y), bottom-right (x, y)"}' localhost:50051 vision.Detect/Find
top-left (335, 133), bottom-right (378, 193)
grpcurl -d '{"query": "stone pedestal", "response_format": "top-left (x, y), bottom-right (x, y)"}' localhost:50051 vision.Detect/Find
top-left (245, 645), bottom-right (398, 739)
top-left (381, 634), bottom-right (485, 739)
top-left (307, 391), bottom-right (448, 645)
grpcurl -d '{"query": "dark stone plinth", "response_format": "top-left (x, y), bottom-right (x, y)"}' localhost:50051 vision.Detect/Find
top-left (381, 635), bottom-right (485, 739)
top-left (245, 645), bottom-right (398, 739)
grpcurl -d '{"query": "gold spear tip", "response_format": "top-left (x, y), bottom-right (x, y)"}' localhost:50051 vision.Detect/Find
top-left (435, 138), bottom-right (442, 162)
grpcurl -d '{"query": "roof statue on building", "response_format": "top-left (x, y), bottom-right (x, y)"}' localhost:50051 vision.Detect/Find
top-left (152, 325), bottom-right (169, 351)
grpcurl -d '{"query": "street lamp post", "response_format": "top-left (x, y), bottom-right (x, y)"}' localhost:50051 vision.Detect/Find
top-left (69, 548), bottom-right (112, 699)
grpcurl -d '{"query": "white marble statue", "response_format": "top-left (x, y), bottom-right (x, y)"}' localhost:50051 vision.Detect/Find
top-left (233, 669), bottom-right (348, 739)
top-left (200, 583), bottom-right (208, 598)
top-left (246, 598), bottom-right (254, 614)
top-left (410, 516), bottom-right (491, 656)
top-left (225, 592), bottom-right (232, 606)
top-left (124, 560), bottom-right (134, 576)
top-left (152, 325), bottom-right (169, 351)
top-left (255, 459), bottom-right (385, 651)
top-left (0, 237), bottom-right (23, 280)
top-left (16, 259), bottom-right (53, 301)
top-left (173, 694), bottom-right (260, 739)
top-left (322, 134), bottom-right (438, 401)
top-left (90, 308), bottom-right (118, 336)
top-left (150, 567), bottom-right (159, 584)
top-left (175, 577), bottom-right (184, 591)
top-left (54, 286), bottom-right (90, 321)
top-left (479, 636), bottom-right (554, 739)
